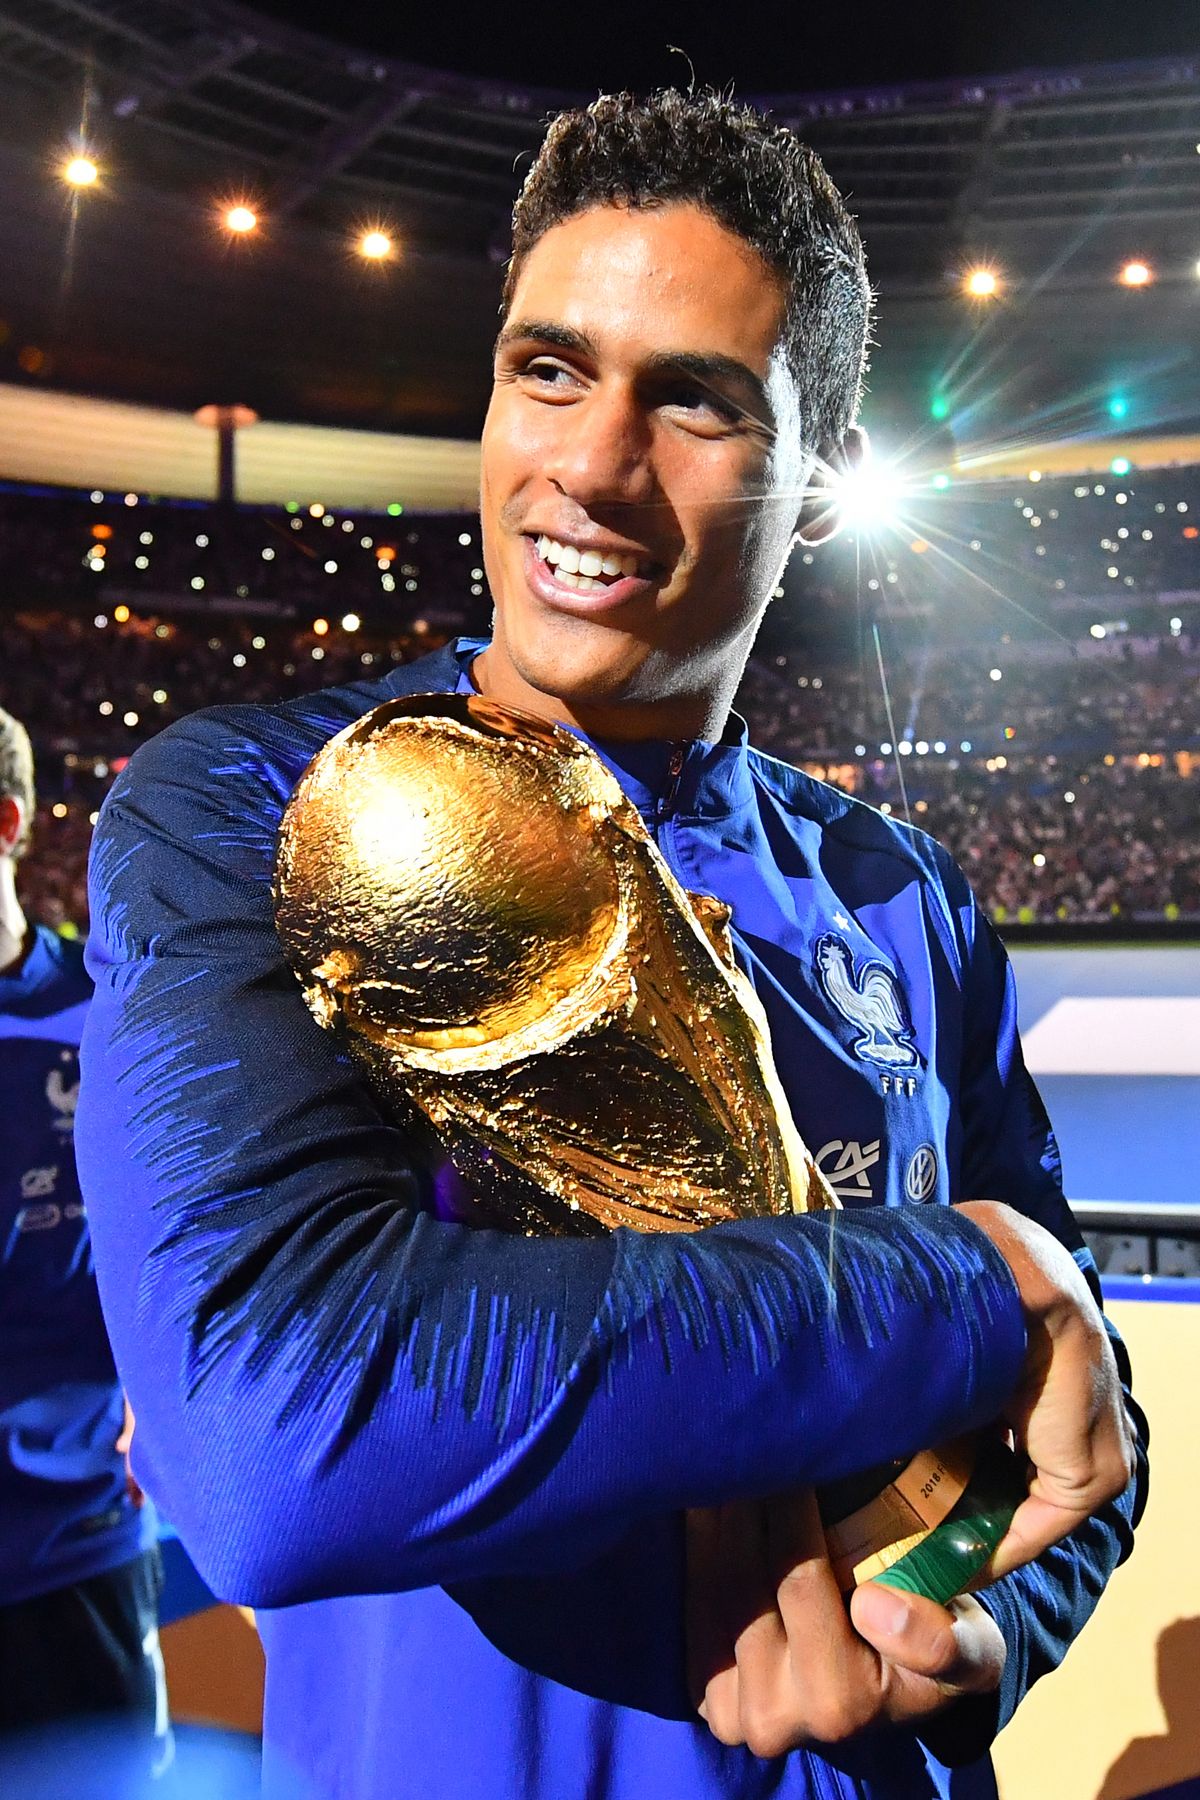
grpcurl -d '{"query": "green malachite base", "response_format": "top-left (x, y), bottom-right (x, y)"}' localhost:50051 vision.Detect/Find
top-left (873, 1437), bottom-right (1027, 1605)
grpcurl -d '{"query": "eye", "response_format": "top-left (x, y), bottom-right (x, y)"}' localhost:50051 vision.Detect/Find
top-left (658, 382), bottom-right (743, 427)
top-left (518, 357), bottom-right (582, 394)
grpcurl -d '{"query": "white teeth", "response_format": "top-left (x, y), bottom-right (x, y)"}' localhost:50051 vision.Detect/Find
top-left (535, 536), bottom-right (647, 583)
top-left (555, 568), bottom-right (608, 593)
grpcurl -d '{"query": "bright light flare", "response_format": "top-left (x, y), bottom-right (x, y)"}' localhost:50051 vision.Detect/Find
top-left (222, 204), bottom-right (258, 235)
top-left (357, 229), bottom-right (393, 261)
top-left (963, 267), bottom-right (1000, 299)
top-left (1118, 260), bottom-right (1152, 287)
top-left (63, 155), bottom-right (99, 188)
top-left (828, 457), bottom-right (910, 533)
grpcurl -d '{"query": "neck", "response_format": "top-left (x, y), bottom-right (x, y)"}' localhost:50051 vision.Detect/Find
top-left (471, 644), bottom-right (736, 745)
top-left (0, 860), bottom-right (29, 977)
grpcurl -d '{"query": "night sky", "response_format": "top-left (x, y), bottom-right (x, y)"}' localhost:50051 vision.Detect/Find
top-left (247, 0), bottom-right (1199, 94)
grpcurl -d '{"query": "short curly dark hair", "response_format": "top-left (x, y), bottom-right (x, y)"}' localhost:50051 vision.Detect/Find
top-left (0, 707), bottom-right (34, 859)
top-left (505, 89), bottom-right (872, 454)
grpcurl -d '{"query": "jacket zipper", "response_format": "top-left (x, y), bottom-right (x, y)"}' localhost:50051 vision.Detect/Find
top-left (654, 742), bottom-right (688, 837)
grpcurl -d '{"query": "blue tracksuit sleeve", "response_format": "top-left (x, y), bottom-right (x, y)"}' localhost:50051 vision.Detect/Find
top-left (922, 892), bottom-right (1148, 1765)
top-left (76, 706), bottom-right (1027, 1610)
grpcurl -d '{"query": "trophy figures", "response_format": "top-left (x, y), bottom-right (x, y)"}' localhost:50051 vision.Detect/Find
top-left (275, 692), bottom-right (1022, 1603)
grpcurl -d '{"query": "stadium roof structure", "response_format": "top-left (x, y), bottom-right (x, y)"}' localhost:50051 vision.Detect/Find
top-left (0, 0), bottom-right (1198, 444)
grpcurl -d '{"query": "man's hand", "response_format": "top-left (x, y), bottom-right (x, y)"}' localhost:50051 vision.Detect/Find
top-left (686, 1490), bottom-right (1005, 1756)
top-left (685, 1200), bottom-right (1138, 1756)
top-left (954, 1200), bottom-right (1136, 1581)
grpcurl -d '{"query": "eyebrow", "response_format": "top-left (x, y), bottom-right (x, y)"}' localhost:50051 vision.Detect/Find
top-left (495, 319), bottom-right (598, 360)
top-left (495, 318), bottom-right (774, 423)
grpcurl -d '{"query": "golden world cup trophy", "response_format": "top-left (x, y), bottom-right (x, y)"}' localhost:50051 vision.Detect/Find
top-left (274, 692), bottom-right (1024, 1603)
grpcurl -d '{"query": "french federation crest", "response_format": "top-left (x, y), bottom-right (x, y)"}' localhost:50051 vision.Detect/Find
top-left (46, 1055), bottom-right (80, 1136)
top-left (815, 934), bottom-right (919, 1069)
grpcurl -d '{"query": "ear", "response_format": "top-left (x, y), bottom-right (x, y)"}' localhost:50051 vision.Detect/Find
top-left (795, 424), bottom-right (870, 547)
top-left (0, 794), bottom-right (25, 858)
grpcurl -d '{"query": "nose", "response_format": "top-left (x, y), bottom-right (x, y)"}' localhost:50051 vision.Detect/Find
top-left (540, 379), bottom-right (657, 513)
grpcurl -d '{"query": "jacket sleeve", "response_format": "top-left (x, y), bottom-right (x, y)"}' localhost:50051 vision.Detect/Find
top-left (76, 709), bottom-right (1027, 1609)
top-left (920, 895), bottom-right (1148, 1765)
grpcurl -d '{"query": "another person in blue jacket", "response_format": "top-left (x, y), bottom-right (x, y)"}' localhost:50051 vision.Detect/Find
top-left (77, 91), bottom-right (1144, 1800)
top-left (0, 708), bottom-right (164, 1747)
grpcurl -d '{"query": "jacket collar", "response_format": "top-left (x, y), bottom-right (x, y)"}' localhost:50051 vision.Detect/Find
top-left (416, 635), bottom-right (756, 824)
top-left (0, 923), bottom-right (59, 1001)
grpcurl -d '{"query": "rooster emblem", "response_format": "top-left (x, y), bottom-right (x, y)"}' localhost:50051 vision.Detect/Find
top-left (46, 1064), bottom-right (80, 1133)
top-left (815, 934), bottom-right (918, 1069)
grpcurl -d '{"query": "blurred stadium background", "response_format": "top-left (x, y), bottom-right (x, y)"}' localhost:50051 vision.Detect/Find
top-left (1, 10), bottom-right (1198, 1794)
top-left (1, 11), bottom-right (1197, 937)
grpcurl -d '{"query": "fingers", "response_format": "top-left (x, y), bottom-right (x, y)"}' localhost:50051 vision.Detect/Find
top-left (955, 1201), bottom-right (1136, 1569)
top-left (989, 1328), bottom-right (1134, 1578)
top-left (697, 1490), bottom-right (889, 1755)
top-left (770, 1489), bottom-right (879, 1701)
top-left (851, 1587), bottom-right (1005, 1708)
top-left (688, 1491), bottom-right (1008, 1755)
top-left (766, 1489), bottom-right (884, 1748)
top-left (1016, 1314), bottom-right (1132, 1494)
top-left (979, 1416), bottom-right (1134, 1584)
top-left (981, 1491), bottom-right (1087, 1583)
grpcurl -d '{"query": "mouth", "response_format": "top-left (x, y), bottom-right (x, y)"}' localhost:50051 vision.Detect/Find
top-left (521, 532), bottom-right (663, 615)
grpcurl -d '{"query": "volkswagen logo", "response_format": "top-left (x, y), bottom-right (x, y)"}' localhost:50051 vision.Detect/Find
top-left (904, 1143), bottom-right (939, 1203)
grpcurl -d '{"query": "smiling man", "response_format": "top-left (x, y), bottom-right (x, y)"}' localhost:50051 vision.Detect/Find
top-left (478, 145), bottom-right (834, 740)
top-left (77, 91), bottom-right (1142, 1800)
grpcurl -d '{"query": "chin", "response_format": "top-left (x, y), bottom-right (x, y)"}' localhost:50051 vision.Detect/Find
top-left (505, 610), bottom-right (657, 709)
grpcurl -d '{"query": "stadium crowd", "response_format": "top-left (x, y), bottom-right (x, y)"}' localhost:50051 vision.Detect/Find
top-left (2, 466), bottom-right (1197, 931)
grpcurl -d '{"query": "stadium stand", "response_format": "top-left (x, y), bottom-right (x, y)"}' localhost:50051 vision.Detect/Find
top-left (2, 464), bottom-right (1196, 931)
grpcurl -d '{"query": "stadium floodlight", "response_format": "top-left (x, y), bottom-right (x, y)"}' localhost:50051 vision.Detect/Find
top-left (62, 155), bottom-right (99, 188)
top-left (223, 204), bottom-right (258, 235)
top-left (828, 455), bottom-right (908, 532)
top-left (963, 267), bottom-right (1000, 299)
top-left (1118, 260), bottom-right (1152, 287)
top-left (357, 229), bottom-right (393, 261)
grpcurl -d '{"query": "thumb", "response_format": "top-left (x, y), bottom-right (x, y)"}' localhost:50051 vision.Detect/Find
top-left (850, 1585), bottom-right (996, 1691)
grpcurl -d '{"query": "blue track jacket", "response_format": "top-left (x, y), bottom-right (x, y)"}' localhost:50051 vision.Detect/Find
top-left (77, 639), bottom-right (1145, 1799)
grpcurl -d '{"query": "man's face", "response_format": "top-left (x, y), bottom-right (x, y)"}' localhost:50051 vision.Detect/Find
top-left (478, 202), bottom-right (808, 733)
